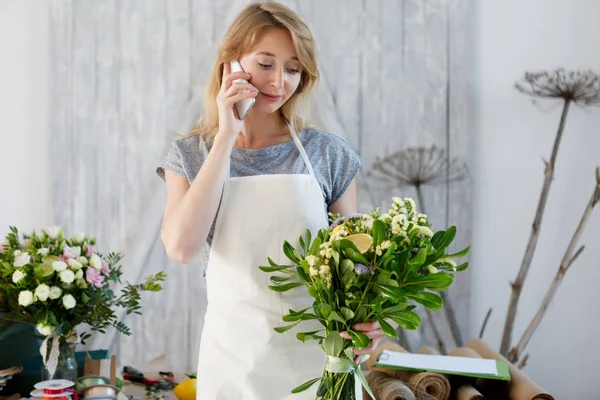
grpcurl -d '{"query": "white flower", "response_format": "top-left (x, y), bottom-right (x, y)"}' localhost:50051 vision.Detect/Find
top-left (378, 213), bottom-right (391, 221)
top-left (77, 256), bottom-right (88, 266)
top-left (427, 265), bottom-right (439, 274)
top-left (18, 290), bottom-right (34, 307)
top-left (71, 232), bottom-right (85, 244)
top-left (59, 269), bottom-right (75, 284)
top-left (75, 269), bottom-right (83, 279)
top-left (34, 284), bottom-right (51, 301)
top-left (362, 215), bottom-right (374, 230)
top-left (68, 258), bottom-right (83, 270)
top-left (417, 226), bottom-right (434, 238)
top-left (63, 244), bottom-right (81, 259)
top-left (375, 240), bottom-right (392, 256)
top-left (62, 294), bottom-right (76, 309)
top-left (36, 322), bottom-right (55, 336)
top-left (45, 226), bottom-right (62, 240)
top-left (13, 250), bottom-right (22, 257)
top-left (305, 255), bottom-right (319, 268)
top-left (13, 252), bottom-right (31, 267)
top-left (90, 254), bottom-right (102, 270)
top-left (12, 270), bottom-right (26, 284)
top-left (52, 261), bottom-right (68, 272)
top-left (37, 248), bottom-right (49, 256)
top-left (49, 286), bottom-right (62, 299)
top-left (319, 244), bottom-right (334, 260)
top-left (309, 266), bottom-right (319, 277)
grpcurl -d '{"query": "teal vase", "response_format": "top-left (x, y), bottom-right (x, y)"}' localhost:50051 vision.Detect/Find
top-left (0, 315), bottom-right (42, 370)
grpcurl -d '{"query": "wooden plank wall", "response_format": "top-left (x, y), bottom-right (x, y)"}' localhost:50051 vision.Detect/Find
top-left (49, 0), bottom-right (473, 370)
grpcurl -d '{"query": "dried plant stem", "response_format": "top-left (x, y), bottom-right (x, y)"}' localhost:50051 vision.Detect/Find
top-left (508, 167), bottom-right (600, 363)
top-left (517, 354), bottom-right (530, 369)
top-left (415, 185), bottom-right (462, 348)
top-left (500, 99), bottom-right (572, 357)
top-left (426, 309), bottom-right (448, 355)
top-left (478, 308), bottom-right (492, 339)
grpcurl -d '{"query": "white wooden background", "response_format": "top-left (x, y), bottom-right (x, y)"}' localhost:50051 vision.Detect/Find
top-left (49, 0), bottom-right (473, 371)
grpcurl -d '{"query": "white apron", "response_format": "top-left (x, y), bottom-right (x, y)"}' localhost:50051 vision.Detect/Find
top-left (196, 126), bottom-right (328, 399)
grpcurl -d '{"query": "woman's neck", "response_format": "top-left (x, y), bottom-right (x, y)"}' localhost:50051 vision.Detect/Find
top-left (234, 111), bottom-right (291, 149)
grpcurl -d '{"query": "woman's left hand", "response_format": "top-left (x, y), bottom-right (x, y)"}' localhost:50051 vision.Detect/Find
top-left (340, 321), bottom-right (387, 363)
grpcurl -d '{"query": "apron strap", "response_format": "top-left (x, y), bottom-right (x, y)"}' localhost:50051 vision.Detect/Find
top-left (288, 124), bottom-right (317, 178)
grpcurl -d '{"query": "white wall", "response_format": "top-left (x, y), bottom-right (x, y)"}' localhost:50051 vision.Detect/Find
top-left (0, 1), bottom-right (50, 237)
top-left (471, 0), bottom-right (600, 397)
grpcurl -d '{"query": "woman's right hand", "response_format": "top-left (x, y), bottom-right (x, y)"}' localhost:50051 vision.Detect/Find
top-left (216, 61), bottom-right (258, 142)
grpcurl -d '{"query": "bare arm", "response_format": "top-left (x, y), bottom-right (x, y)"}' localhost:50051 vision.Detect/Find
top-left (160, 136), bottom-right (234, 263)
top-left (328, 179), bottom-right (358, 216)
top-left (160, 62), bottom-right (258, 263)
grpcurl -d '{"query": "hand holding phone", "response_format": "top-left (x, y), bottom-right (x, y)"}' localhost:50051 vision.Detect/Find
top-left (229, 60), bottom-right (256, 120)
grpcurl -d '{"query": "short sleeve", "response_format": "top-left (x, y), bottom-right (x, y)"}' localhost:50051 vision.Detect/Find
top-left (328, 138), bottom-right (362, 206)
top-left (156, 142), bottom-right (186, 181)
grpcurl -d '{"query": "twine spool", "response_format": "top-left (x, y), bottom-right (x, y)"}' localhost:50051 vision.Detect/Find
top-left (365, 371), bottom-right (416, 400)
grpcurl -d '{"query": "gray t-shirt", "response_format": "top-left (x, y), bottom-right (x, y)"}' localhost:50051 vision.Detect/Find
top-left (156, 128), bottom-right (362, 274)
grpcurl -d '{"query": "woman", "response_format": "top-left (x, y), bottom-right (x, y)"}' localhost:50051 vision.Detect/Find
top-left (157, 2), bottom-right (385, 398)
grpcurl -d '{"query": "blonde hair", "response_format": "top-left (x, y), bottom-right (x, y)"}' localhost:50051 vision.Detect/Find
top-left (187, 2), bottom-right (319, 139)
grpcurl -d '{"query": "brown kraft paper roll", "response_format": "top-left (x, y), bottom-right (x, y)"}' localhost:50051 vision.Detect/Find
top-left (465, 338), bottom-right (555, 400)
top-left (365, 370), bottom-right (416, 400)
top-left (367, 340), bottom-right (409, 376)
top-left (448, 347), bottom-right (487, 400)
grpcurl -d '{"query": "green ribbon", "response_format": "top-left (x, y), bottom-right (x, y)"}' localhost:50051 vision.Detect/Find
top-left (325, 348), bottom-right (376, 400)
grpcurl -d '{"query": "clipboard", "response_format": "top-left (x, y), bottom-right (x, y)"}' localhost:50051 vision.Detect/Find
top-left (374, 349), bottom-right (511, 381)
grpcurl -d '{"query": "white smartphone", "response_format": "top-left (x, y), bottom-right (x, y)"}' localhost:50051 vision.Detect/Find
top-left (230, 60), bottom-right (255, 120)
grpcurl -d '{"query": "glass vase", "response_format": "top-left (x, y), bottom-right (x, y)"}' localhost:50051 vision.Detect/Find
top-left (40, 337), bottom-right (78, 382)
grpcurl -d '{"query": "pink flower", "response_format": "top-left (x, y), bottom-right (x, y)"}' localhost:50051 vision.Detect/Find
top-left (14, 253), bottom-right (31, 267)
top-left (86, 267), bottom-right (105, 288)
top-left (101, 259), bottom-right (110, 275)
top-left (63, 244), bottom-right (81, 259)
top-left (86, 245), bottom-right (96, 257)
top-left (59, 254), bottom-right (69, 262)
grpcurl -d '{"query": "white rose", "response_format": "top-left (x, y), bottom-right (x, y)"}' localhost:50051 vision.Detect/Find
top-left (63, 244), bottom-right (81, 259)
top-left (71, 232), bottom-right (85, 244)
top-left (75, 269), bottom-right (83, 280)
top-left (34, 284), bottom-right (51, 302)
top-left (90, 254), bottom-right (102, 270)
top-left (45, 226), bottom-right (62, 240)
top-left (18, 290), bottom-right (34, 307)
top-left (68, 258), bottom-right (83, 270)
top-left (77, 256), bottom-right (89, 266)
top-left (36, 322), bottom-right (55, 336)
top-left (12, 270), bottom-right (26, 284)
top-left (52, 261), bottom-right (68, 272)
top-left (35, 229), bottom-right (46, 238)
top-left (62, 294), bottom-right (76, 309)
top-left (59, 269), bottom-right (75, 284)
top-left (37, 248), bottom-right (49, 256)
top-left (49, 286), bottom-right (62, 300)
top-left (13, 250), bottom-right (22, 257)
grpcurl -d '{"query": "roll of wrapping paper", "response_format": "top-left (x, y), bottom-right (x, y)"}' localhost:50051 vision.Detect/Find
top-left (448, 347), bottom-right (487, 400)
top-left (366, 340), bottom-right (409, 376)
top-left (365, 370), bottom-right (417, 400)
top-left (465, 339), bottom-right (555, 400)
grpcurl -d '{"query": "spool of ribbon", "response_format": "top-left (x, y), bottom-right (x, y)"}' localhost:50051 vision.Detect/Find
top-left (43, 387), bottom-right (79, 400)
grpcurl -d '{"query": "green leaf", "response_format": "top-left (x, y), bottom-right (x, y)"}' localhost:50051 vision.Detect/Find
top-left (446, 245), bottom-right (470, 258)
top-left (291, 377), bottom-right (321, 393)
top-left (268, 282), bottom-right (303, 292)
top-left (259, 265), bottom-right (293, 273)
top-left (274, 320), bottom-right (301, 333)
top-left (433, 226), bottom-right (457, 250)
top-left (375, 284), bottom-right (405, 302)
top-left (270, 275), bottom-right (296, 284)
top-left (355, 306), bottom-right (367, 322)
top-left (296, 266), bottom-right (310, 283)
top-left (283, 241), bottom-right (300, 263)
top-left (308, 286), bottom-right (318, 298)
top-left (455, 262), bottom-right (469, 272)
top-left (282, 307), bottom-right (311, 322)
top-left (372, 219), bottom-right (387, 247)
top-left (304, 229), bottom-right (312, 253)
top-left (296, 331), bottom-right (323, 342)
top-left (407, 248), bottom-right (427, 268)
top-left (406, 292), bottom-right (443, 310)
top-left (319, 303), bottom-right (333, 319)
top-left (376, 274), bottom-right (399, 288)
top-left (309, 237), bottom-right (322, 255)
top-left (389, 310), bottom-right (421, 330)
top-left (377, 317), bottom-right (398, 339)
top-left (325, 355), bottom-right (354, 373)
top-left (324, 330), bottom-right (345, 356)
top-left (340, 307), bottom-right (355, 321)
top-left (348, 330), bottom-right (370, 350)
top-left (328, 311), bottom-right (346, 324)
top-left (381, 301), bottom-right (409, 316)
top-left (405, 272), bottom-right (453, 291)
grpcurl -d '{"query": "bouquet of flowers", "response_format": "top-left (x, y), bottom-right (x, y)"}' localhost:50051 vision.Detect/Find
top-left (0, 226), bottom-right (166, 377)
top-left (260, 197), bottom-right (469, 399)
